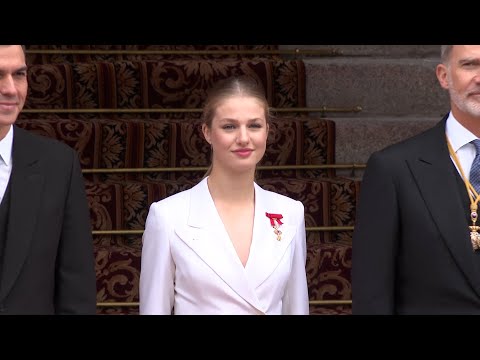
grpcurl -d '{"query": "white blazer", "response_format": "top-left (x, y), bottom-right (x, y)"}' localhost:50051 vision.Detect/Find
top-left (140, 178), bottom-right (309, 315)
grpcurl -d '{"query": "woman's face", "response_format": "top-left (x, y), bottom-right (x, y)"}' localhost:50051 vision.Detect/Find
top-left (202, 95), bottom-right (269, 175)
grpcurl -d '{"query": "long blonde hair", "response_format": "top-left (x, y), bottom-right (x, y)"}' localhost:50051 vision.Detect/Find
top-left (202, 76), bottom-right (271, 178)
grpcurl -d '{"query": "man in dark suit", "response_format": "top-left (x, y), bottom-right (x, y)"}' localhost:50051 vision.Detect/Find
top-left (0, 45), bottom-right (96, 314)
top-left (352, 45), bottom-right (480, 314)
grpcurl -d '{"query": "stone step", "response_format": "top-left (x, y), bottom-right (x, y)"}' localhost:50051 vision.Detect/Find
top-left (279, 45), bottom-right (440, 58)
top-left (333, 117), bottom-right (440, 179)
top-left (304, 58), bottom-right (449, 117)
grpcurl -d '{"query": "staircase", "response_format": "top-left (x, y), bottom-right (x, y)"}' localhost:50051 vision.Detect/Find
top-left (22, 45), bottom-right (442, 315)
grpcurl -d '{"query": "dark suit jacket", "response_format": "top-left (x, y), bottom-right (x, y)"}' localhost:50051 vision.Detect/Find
top-left (352, 115), bottom-right (480, 314)
top-left (0, 126), bottom-right (97, 314)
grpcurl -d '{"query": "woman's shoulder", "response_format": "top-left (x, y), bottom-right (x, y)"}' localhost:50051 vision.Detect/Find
top-left (149, 184), bottom-right (193, 212)
top-left (256, 183), bottom-right (304, 210)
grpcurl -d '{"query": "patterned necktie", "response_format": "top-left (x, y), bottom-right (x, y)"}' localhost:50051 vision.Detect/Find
top-left (470, 139), bottom-right (480, 195)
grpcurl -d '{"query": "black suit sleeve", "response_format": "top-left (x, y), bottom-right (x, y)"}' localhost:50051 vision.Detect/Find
top-left (352, 151), bottom-right (399, 315)
top-left (54, 148), bottom-right (97, 314)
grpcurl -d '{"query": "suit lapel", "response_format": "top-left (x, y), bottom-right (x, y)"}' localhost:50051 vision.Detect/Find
top-left (174, 178), bottom-right (263, 310)
top-left (408, 120), bottom-right (480, 297)
top-left (246, 183), bottom-right (296, 289)
top-left (0, 127), bottom-right (44, 301)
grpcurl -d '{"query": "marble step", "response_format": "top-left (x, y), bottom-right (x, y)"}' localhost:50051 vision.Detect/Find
top-left (279, 45), bottom-right (441, 58)
top-left (333, 117), bottom-right (440, 179)
top-left (305, 58), bottom-right (449, 118)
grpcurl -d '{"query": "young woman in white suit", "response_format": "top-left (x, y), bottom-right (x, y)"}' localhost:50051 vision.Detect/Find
top-left (140, 76), bottom-right (309, 315)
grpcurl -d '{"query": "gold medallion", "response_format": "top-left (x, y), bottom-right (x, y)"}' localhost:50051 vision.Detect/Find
top-left (470, 226), bottom-right (480, 250)
top-left (448, 137), bottom-right (480, 252)
top-left (273, 225), bottom-right (282, 241)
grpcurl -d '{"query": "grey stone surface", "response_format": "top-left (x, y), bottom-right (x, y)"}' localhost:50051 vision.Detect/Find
top-left (305, 58), bottom-right (450, 117)
top-left (279, 45), bottom-right (441, 58)
top-left (276, 45), bottom-right (452, 181)
top-left (333, 117), bottom-right (440, 179)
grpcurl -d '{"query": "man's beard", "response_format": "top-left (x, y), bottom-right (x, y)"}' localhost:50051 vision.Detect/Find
top-left (448, 72), bottom-right (480, 117)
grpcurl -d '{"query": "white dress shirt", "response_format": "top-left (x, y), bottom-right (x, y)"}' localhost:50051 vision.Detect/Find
top-left (0, 125), bottom-right (13, 205)
top-left (446, 111), bottom-right (479, 181)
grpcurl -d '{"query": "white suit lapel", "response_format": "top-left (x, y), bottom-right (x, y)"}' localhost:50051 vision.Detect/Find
top-left (174, 178), bottom-right (263, 311)
top-left (246, 183), bottom-right (296, 289)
